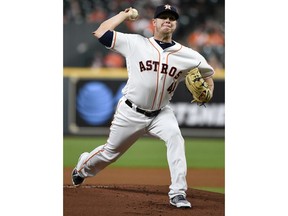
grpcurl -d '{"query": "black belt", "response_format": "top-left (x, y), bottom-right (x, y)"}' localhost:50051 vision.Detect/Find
top-left (125, 99), bottom-right (161, 117)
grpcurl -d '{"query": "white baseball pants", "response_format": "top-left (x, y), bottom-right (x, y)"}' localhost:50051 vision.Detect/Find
top-left (76, 96), bottom-right (188, 198)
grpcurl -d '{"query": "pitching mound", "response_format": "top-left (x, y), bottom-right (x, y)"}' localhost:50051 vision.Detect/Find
top-left (64, 184), bottom-right (224, 216)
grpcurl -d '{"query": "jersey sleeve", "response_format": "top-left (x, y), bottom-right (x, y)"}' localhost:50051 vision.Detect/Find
top-left (98, 30), bottom-right (113, 47)
top-left (108, 31), bottom-right (143, 58)
top-left (98, 30), bottom-right (144, 58)
top-left (197, 53), bottom-right (215, 78)
top-left (190, 49), bottom-right (215, 78)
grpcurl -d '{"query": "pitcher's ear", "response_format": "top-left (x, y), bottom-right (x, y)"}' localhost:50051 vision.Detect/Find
top-left (152, 19), bottom-right (156, 26)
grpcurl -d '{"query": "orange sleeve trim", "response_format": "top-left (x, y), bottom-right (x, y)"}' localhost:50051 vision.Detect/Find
top-left (111, 31), bottom-right (117, 49)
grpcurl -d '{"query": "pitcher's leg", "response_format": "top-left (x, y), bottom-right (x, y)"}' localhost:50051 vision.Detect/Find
top-left (148, 106), bottom-right (188, 199)
top-left (75, 98), bottom-right (146, 179)
top-left (77, 128), bottom-right (144, 178)
top-left (166, 133), bottom-right (187, 198)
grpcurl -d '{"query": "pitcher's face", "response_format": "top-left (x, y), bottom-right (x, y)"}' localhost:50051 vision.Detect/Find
top-left (153, 12), bottom-right (177, 35)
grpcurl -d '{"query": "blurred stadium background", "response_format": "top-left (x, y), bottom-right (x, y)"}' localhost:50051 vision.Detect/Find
top-left (64, 0), bottom-right (224, 69)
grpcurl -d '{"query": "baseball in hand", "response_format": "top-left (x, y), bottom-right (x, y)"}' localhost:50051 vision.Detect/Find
top-left (130, 8), bottom-right (139, 20)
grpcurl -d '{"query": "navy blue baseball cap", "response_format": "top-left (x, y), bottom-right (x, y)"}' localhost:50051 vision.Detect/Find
top-left (154, 4), bottom-right (179, 20)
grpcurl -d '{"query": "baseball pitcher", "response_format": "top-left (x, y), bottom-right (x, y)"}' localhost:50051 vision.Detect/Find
top-left (72, 4), bottom-right (215, 208)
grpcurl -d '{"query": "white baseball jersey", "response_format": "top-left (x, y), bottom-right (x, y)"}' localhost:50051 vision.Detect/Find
top-left (108, 31), bottom-right (214, 111)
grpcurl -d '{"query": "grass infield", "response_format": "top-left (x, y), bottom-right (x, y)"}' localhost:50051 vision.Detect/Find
top-left (64, 136), bottom-right (224, 169)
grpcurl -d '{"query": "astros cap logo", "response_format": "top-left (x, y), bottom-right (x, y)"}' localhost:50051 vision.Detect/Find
top-left (164, 4), bottom-right (171, 10)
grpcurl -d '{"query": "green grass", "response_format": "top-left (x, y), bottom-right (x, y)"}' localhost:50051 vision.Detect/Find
top-left (193, 187), bottom-right (225, 194)
top-left (63, 136), bottom-right (224, 169)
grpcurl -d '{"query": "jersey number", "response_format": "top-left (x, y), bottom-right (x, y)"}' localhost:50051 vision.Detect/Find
top-left (167, 81), bottom-right (177, 94)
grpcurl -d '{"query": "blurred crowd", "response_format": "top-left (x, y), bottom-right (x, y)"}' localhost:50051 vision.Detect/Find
top-left (64, 0), bottom-right (224, 70)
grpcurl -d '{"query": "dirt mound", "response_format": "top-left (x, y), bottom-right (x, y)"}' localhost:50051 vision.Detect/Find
top-left (63, 167), bottom-right (225, 187)
top-left (64, 184), bottom-right (224, 216)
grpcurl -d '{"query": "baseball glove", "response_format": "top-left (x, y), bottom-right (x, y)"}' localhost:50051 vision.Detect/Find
top-left (185, 67), bottom-right (212, 105)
